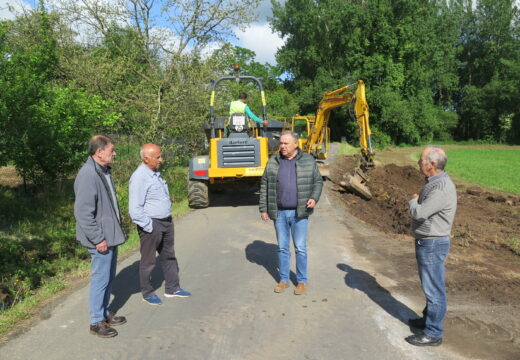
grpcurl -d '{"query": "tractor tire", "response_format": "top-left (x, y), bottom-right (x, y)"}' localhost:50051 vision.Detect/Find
top-left (188, 180), bottom-right (209, 208)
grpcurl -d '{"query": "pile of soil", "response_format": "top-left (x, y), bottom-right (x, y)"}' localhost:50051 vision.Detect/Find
top-left (330, 155), bottom-right (520, 304)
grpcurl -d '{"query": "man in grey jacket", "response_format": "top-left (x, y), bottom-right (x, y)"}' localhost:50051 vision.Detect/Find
top-left (406, 146), bottom-right (457, 347)
top-left (260, 131), bottom-right (323, 295)
top-left (74, 135), bottom-right (127, 338)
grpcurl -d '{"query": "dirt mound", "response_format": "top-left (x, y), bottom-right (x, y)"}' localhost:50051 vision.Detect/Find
top-left (330, 155), bottom-right (520, 304)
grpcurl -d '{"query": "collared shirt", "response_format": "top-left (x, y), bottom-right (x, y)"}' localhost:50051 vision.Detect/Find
top-left (426, 171), bottom-right (447, 184)
top-left (94, 160), bottom-right (120, 222)
top-left (129, 163), bottom-right (171, 232)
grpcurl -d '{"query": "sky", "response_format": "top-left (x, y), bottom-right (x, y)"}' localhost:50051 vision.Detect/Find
top-left (0, 0), bottom-right (285, 64)
top-left (232, 0), bottom-right (285, 64)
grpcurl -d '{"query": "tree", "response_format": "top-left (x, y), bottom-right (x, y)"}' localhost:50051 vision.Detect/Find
top-left (0, 5), bottom-right (120, 186)
top-left (209, 44), bottom-right (299, 119)
top-left (271, 0), bottom-right (461, 145)
top-left (51, 0), bottom-right (262, 158)
top-left (456, 0), bottom-right (520, 142)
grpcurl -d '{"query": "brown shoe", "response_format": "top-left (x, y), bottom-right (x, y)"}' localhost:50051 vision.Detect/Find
top-left (274, 281), bottom-right (290, 293)
top-left (106, 312), bottom-right (127, 326)
top-left (90, 321), bottom-right (118, 338)
top-left (294, 283), bottom-right (307, 295)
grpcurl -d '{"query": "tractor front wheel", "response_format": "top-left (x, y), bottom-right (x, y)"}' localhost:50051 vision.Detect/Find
top-left (188, 180), bottom-right (209, 208)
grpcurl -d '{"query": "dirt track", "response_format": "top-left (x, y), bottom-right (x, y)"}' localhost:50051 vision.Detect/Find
top-left (329, 150), bottom-right (520, 358)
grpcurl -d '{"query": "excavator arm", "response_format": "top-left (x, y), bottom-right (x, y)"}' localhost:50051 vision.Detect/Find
top-left (304, 80), bottom-right (374, 166)
top-left (294, 80), bottom-right (375, 199)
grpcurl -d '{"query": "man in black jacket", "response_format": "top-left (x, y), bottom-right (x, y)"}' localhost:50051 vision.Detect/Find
top-left (259, 131), bottom-right (323, 295)
top-left (74, 135), bottom-right (127, 338)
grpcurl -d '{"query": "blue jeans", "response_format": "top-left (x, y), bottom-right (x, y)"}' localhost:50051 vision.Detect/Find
top-left (88, 246), bottom-right (118, 325)
top-left (415, 236), bottom-right (450, 338)
top-left (274, 209), bottom-right (309, 284)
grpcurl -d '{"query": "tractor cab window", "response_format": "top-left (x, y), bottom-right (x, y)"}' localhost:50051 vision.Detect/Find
top-left (294, 119), bottom-right (308, 139)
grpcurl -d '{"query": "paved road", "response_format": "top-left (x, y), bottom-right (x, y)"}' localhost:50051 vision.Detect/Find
top-left (0, 185), bottom-right (471, 360)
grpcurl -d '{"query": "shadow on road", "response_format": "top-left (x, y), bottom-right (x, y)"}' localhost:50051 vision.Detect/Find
top-left (337, 263), bottom-right (418, 325)
top-left (109, 259), bottom-right (165, 313)
top-left (209, 188), bottom-right (260, 207)
top-left (245, 240), bottom-right (297, 285)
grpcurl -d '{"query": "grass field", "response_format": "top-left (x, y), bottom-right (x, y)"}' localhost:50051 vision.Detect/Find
top-left (443, 148), bottom-right (519, 195)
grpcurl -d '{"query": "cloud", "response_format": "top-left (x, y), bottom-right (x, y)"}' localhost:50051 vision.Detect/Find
top-left (0, 0), bottom-right (31, 20)
top-left (234, 23), bottom-right (284, 65)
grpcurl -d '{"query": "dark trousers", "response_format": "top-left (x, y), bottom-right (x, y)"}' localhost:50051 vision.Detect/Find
top-left (138, 218), bottom-right (180, 298)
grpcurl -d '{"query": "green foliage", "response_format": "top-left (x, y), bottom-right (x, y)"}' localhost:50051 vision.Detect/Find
top-left (271, 0), bottom-right (520, 145)
top-left (209, 44), bottom-right (299, 119)
top-left (505, 237), bottom-right (520, 256)
top-left (0, 9), bottom-right (121, 185)
top-left (0, 182), bottom-right (84, 309)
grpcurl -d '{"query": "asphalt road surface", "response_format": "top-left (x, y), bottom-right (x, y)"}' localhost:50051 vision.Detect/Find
top-left (0, 185), bottom-right (473, 360)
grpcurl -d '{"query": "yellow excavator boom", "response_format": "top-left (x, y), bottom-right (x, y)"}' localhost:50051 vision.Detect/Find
top-left (292, 80), bottom-right (375, 199)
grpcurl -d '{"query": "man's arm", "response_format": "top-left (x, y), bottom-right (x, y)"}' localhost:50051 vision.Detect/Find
top-left (244, 105), bottom-right (263, 124)
top-left (128, 175), bottom-right (153, 232)
top-left (408, 189), bottom-right (446, 221)
top-left (259, 164), bottom-right (269, 220)
top-left (74, 173), bottom-right (104, 246)
top-left (310, 161), bottom-right (323, 202)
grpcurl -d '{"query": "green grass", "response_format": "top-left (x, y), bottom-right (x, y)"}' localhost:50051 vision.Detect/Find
top-left (411, 147), bottom-right (519, 195)
top-left (505, 237), bottom-right (520, 256)
top-left (445, 148), bottom-right (520, 195)
top-left (335, 142), bottom-right (358, 156)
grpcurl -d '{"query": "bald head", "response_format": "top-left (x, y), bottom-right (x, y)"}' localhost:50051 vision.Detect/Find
top-left (140, 143), bottom-right (160, 159)
top-left (140, 143), bottom-right (163, 171)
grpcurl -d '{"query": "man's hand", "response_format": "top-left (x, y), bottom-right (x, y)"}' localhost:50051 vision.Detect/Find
top-left (95, 240), bottom-right (108, 253)
top-left (261, 212), bottom-right (270, 221)
top-left (411, 193), bottom-right (419, 201)
top-left (262, 120), bottom-right (268, 127)
top-left (306, 198), bottom-right (316, 209)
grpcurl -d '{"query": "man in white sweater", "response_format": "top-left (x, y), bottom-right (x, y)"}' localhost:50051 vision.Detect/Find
top-left (406, 146), bottom-right (457, 347)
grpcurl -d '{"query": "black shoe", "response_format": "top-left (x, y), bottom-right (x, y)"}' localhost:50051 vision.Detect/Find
top-left (90, 321), bottom-right (118, 338)
top-left (405, 333), bottom-right (442, 347)
top-left (408, 318), bottom-right (426, 329)
top-left (106, 312), bottom-right (127, 326)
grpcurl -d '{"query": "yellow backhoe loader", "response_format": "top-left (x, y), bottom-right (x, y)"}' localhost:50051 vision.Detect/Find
top-left (288, 80), bottom-right (375, 199)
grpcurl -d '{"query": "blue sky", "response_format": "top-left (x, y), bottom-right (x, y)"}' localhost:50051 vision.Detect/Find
top-left (0, 0), bottom-right (285, 64)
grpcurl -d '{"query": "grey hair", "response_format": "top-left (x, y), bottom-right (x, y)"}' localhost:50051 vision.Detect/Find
top-left (425, 146), bottom-right (447, 170)
top-left (280, 130), bottom-right (299, 142)
top-left (139, 148), bottom-right (145, 160)
top-left (88, 135), bottom-right (113, 155)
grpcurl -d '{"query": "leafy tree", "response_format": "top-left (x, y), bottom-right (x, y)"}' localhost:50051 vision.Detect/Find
top-left (0, 6), bottom-right (120, 186)
top-left (456, 0), bottom-right (520, 142)
top-left (52, 0), bottom-right (263, 160)
top-left (271, 0), bottom-right (461, 145)
top-left (209, 44), bottom-right (299, 120)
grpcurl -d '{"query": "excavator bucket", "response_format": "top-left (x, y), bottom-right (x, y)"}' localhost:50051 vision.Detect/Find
top-left (317, 162), bottom-right (330, 178)
top-left (340, 167), bottom-right (372, 200)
